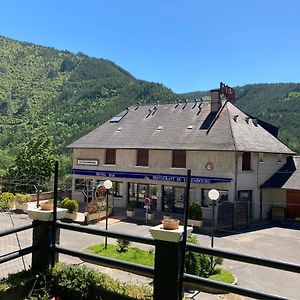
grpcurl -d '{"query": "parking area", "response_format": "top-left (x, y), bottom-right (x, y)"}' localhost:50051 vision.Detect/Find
top-left (1, 211), bottom-right (299, 299)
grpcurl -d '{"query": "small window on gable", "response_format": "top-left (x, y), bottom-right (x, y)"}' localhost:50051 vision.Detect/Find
top-left (259, 153), bottom-right (264, 163)
top-left (172, 150), bottom-right (186, 168)
top-left (242, 152), bottom-right (251, 171)
top-left (137, 149), bottom-right (149, 166)
top-left (105, 149), bottom-right (116, 165)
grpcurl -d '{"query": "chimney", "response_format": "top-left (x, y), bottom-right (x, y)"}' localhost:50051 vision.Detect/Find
top-left (210, 89), bottom-right (221, 112)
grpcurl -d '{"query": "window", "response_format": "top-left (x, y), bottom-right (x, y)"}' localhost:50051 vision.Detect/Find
top-left (277, 154), bottom-right (283, 163)
top-left (172, 150), bottom-right (186, 168)
top-left (105, 149), bottom-right (116, 165)
top-left (137, 149), bottom-right (149, 166)
top-left (201, 189), bottom-right (228, 207)
top-left (242, 152), bottom-right (251, 171)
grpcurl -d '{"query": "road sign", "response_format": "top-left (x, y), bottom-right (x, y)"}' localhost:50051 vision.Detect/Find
top-left (144, 205), bottom-right (150, 209)
top-left (144, 198), bottom-right (151, 206)
top-left (94, 185), bottom-right (106, 201)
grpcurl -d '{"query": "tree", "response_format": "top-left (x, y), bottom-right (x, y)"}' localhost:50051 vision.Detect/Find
top-left (4, 134), bottom-right (56, 193)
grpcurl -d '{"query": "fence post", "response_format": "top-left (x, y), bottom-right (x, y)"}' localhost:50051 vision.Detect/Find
top-left (31, 220), bottom-right (60, 272)
top-left (150, 225), bottom-right (192, 300)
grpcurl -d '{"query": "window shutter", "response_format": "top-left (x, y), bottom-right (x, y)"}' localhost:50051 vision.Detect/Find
top-left (242, 152), bottom-right (251, 171)
top-left (137, 149), bottom-right (149, 166)
top-left (105, 149), bottom-right (116, 165)
top-left (173, 150), bottom-right (186, 168)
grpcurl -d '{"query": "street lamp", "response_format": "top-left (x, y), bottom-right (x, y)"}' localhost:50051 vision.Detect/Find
top-left (208, 189), bottom-right (220, 274)
top-left (103, 180), bottom-right (112, 249)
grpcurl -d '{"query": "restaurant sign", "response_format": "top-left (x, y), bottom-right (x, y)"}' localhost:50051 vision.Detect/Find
top-left (72, 168), bottom-right (232, 184)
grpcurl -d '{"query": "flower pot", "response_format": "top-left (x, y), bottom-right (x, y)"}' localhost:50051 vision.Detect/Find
top-left (147, 213), bottom-right (154, 221)
top-left (187, 219), bottom-right (203, 227)
top-left (64, 212), bottom-right (77, 221)
top-left (162, 219), bottom-right (180, 230)
top-left (127, 210), bottom-right (135, 217)
top-left (15, 203), bottom-right (28, 211)
top-left (40, 203), bottom-right (53, 211)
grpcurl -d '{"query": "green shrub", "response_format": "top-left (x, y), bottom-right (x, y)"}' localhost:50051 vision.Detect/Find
top-left (0, 192), bottom-right (15, 209)
top-left (127, 201), bottom-right (137, 210)
top-left (15, 193), bottom-right (30, 204)
top-left (50, 263), bottom-right (101, 300)
top-left (186, 235), bottom-right (223, 277)
top-left (60, 197), bottom-right (79, 213)
top-left (50, 263), bottom-right (152, 300)
top-left (116, 239), bottom-right (132, 253)
top-left (188, 202), bottom-right (202, 220)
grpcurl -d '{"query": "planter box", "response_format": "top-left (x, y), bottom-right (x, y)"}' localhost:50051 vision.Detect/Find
top-left (99, 210), bottom-right (111, 220)
top-left (87, 213), bottom-right (99, 223)
top-left (147, 213), bottom-right (154, 221)
top-left (150, 224), bottom-right (192, 242)
top-left (127, 210), bottom-right (135, 217)
top-left (187, 219), bottom-right (203, 227)
top-left (64, 212), bottom-right (77, 221)
top-left (15, 203), bottom-right (28, 211)
top-left (27, 208), bottom-right (67, 221)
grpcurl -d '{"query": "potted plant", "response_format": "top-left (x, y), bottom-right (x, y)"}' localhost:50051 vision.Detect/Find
top-left (188, 202), bottom-right (203, 227)
top-left (162, 218), bottom-right (180, 230)
top-left (126, 201), bottom-right (137, 217)
top-left (147, 209), bottom-right (154, 221)
top-left (15, 193), bottom-right (30, 211)
top-left (60, 197), bottom-right (79, 221)
top-left (0, 192), bottom-right (15, 210)
top-left (40, 199), bottom-right (54, 211)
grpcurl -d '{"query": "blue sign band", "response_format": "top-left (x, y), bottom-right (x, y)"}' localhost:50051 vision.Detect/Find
top-left (72, 169), bottom-right (232, 184)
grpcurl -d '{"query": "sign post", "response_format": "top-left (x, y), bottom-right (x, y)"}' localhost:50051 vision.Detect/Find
top-left (144, 198), bottom-right (151, 223)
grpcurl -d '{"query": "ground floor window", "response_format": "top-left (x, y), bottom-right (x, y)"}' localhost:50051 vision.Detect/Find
top-left (162, 186), bottom-right (185, 214)
top-left (127, 183), bottom-right (157, 210)
top-left (201, 189), bottom-right (228, 207)
top-left (238, 190), bottom-right (252, 219)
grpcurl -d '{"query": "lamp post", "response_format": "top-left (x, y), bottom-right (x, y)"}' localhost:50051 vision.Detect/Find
top-left (208, 189), bottom-right (220, 274)
top-left (103, 180), bottom-right (112, 249)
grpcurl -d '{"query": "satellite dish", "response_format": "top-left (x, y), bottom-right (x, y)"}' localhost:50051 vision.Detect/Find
top-left (208, 189), bottom-right (220, 202)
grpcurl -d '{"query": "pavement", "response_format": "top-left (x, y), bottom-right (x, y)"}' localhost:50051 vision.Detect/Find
top-left (0, 208), bottom-right (300, 299)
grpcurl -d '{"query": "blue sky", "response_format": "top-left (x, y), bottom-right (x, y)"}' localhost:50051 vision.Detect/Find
top-left (0, 0), bottom-right (299, 93)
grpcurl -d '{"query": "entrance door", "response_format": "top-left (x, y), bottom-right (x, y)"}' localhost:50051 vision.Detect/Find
top-left (162, 186), bottom-right (185, 214)
top-left (286, 190), bottom-right (300, 218)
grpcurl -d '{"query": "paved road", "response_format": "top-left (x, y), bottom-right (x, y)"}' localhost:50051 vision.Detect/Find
top-left (1, 211), bottom-right (299, 299)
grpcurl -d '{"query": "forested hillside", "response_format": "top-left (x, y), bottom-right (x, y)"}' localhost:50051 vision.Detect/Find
top-left (1, 35), bottom-right (299, 179)
top-left (0, 36), bottom-right (178, 174)
top-left (182, 83), bottom-right (300, 154)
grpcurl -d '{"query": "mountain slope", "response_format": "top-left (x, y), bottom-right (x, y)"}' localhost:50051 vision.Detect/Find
top-left (0, 36), bottom-right (178, 172)
top-left (181, 83), bottom-right (300, 154)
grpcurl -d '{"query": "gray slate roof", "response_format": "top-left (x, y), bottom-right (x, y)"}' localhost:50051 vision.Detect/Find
top-left (68, 101), bottom-right (294, 154)
top-left (282, 156), bottom-right (300, 190)
top-left (262, 156), bottom-right (300, 190)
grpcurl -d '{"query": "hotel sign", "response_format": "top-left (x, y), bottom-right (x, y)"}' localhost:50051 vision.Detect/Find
top-left (77, 159), bottom-right (99, 166)
top-left (72, 168), bottom-right (232, 184)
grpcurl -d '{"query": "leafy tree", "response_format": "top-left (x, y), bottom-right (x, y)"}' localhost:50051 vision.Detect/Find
top-left (5, 134), bottom-right (56, 193)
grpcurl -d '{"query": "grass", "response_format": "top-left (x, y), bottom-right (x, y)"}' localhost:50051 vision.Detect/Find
top-left (88, 244), bottom-right (235, 285)
top-left (209, 268), bottom-right (235, 284)
top-left (88, 244), bottom-right (155, 267)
